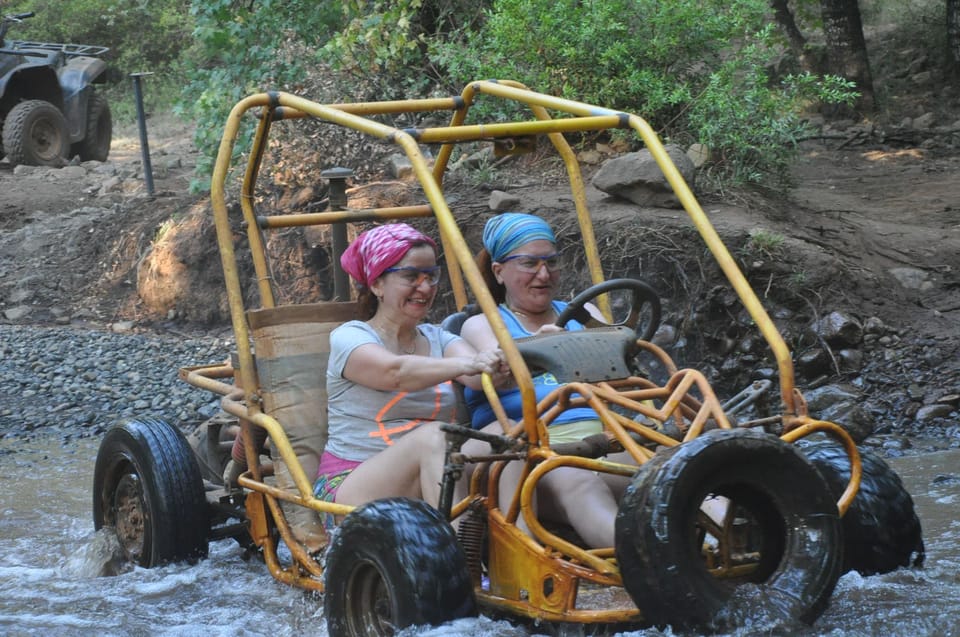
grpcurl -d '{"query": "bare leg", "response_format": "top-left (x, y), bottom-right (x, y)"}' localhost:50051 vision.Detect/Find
top-left (599, 450), bottom-right (637, 500)
top-left (334, 421), bottom-right (447, 507)
top-left (538, 467), bottom-right (619, 548)
top-left (461, 422), bottom-right (536, 537)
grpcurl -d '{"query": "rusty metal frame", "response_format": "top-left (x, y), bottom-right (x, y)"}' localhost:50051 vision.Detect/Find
top-left (179, 79), bottom-right (863, 623)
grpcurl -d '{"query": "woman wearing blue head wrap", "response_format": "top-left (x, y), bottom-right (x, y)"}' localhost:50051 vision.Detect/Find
top-left (461, 212), bottom-right (629, 549)
top-left (482, 211), bottom-right (556, 262)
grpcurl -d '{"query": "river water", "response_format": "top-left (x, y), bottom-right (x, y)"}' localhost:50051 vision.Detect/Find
top-left (1, 434), bottom-right (957, 637)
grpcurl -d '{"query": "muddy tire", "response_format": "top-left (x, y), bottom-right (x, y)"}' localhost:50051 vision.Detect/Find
top-left (615, 429), bottom-right (843, 631)
top-left (93, 418), bottom-right (209, 567)
top-left (2, 99), bottom-right (69, 166)
top-left (801, 440), bottom-right (925, 575)
top-left (74, 92), bottom-right (112, 162)
top-left (324, 498), bottom-right (477, 636)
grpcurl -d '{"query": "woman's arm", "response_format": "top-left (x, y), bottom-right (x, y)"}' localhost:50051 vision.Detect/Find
top-left (442, 338), bottom-right (509, 390)
top-left (341, 341), bottom-right (501, 392)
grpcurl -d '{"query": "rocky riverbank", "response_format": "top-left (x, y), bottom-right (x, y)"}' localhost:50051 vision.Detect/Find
top-left (2, 316), bottom-right (957, 458)
top-left (0, 324), bottom-right (231, 441)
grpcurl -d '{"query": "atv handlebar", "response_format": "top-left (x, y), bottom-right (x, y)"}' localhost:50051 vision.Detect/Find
top-left (1, 11), bottom-right (34, 41)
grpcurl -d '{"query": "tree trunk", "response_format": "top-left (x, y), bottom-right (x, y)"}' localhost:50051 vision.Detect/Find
top-left (949, 0), bottom-right (960, 74)
top-left (820, 0), bottom-right (875, 115)
top-left (769, 0), bottom-right (821, 73)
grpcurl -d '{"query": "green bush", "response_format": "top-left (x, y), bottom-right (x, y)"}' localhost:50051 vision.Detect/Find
top-left (2, 0), bottom-right (190, 76)
top-left (5, 0), bottom-right (858, 190)
top-left (429, 0), bottom-right (856, 186)
top-left (174, 0), bottom-right (343, 191)
top-left (321, 0), bottom-right (489, 99)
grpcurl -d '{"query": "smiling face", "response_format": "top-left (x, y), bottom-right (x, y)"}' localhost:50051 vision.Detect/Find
top-left (369, 244), bottom-right (439, 324)
top-left (491, 239), bottom-right (560, 313)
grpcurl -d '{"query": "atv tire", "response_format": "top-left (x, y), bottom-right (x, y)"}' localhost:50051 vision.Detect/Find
top-left (93, 418), bottom-right (209, 567)
top-left (615, 429), bottom-right (843, 631)
top-left (324, 498), bottom-right (477, 636)
top-left (2, 99), bottom-right (69, 166)
top-left (74, 92), bottom-right (112, 162)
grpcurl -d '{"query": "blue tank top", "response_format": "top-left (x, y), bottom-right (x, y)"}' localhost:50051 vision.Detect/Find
top-left (464, 300), bottom-right (599, 429)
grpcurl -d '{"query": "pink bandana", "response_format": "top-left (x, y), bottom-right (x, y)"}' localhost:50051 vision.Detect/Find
top-left (340, 223), bottom-right (437, 288)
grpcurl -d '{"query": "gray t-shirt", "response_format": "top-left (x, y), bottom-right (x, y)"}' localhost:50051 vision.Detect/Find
top-left (325, 321), bottom-right (462, 461)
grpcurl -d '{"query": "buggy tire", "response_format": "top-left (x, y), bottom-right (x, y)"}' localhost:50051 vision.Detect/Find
top-left (75, 92), bottom-right (112, 162)
top-left (615, 429), bottom-right (843, 631)
top-left (324, 498), bottom-right (477, 636)
top-left (801, 440), bottom-right (925, 575)
top-left (2, 99), bottom-right (69, 166)
top-left (93, 418), bottom-right (209, 567)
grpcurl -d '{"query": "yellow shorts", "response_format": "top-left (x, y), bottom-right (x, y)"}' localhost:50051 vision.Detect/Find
top-left (547, 419), bottom-right (603, 444)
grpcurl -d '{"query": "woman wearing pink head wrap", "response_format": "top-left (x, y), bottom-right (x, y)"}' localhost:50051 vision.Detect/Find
top-left (314, 223), bottom-right (509, 519)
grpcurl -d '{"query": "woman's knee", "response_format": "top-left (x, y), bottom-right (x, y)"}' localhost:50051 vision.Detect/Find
top-left (543, 469), bottom-right (616, 511)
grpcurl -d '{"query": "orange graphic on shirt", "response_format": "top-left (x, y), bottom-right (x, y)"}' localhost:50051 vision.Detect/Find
top-left (369, 380), bottom-right (453, 445)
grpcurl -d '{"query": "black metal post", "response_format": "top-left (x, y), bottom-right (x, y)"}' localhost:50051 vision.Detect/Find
top-left (322, 167), bottom-right (354, 301)
top-left (130, 72), bottom-right (155, 197)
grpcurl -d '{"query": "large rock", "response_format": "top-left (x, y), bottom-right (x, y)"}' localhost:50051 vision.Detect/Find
top-left (810, 311), bottom-right (863, 347)
top-left (802, 383), bottom-right (874, 441)
top-left (590, 144), bottom-right (695, 208)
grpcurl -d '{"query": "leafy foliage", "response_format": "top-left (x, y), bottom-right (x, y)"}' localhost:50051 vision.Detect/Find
top-left (176, 0), bottom-right (343, 190)
top-left (2, 0), bottom-right (190, 74)
top-left (4, 0), bottom-right (860, 190)
top-left (429, 0), bottom-right (857, 186)
top-left (321, 0), bottom-right (489, 99)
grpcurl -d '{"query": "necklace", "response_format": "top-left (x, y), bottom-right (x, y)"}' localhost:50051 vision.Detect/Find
top-left (505, 303), bottom-right (554, 321)
top-left (369, 320), bottom-right (418, 355)
top-left (398, 337), bottom-right (417, 355)
top-left (504, 304), bottom-right (556, 333)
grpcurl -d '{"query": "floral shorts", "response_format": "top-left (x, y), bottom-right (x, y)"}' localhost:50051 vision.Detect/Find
top-left (313, 451), bottom-right (362, 531)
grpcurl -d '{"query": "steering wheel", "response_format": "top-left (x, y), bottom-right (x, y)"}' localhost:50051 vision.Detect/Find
top-left (555, 278), bottom-right (661, 341)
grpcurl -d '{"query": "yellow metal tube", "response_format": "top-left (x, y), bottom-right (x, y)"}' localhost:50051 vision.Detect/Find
top-left (408, 115), bottom-right (625, 143)
top-left (780, 419), bottom-right (861, 515)
top-left (210, 95), bottom-right (267, 395)
top-left (625, 114), bottom-right (797, 415)
top-left (254, 205), bottom-right (434, 228)
top-left (241, 106), bottom-right (278, 307)
top-left (273, 96), bottom-right (463, 119)
top-left (214, 392), bottom-right (355, 518)
top-left (464, 80), bottom-right (797, 413)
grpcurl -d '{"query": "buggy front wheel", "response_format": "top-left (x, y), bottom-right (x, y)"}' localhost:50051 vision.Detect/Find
top-left (615, 429), bottom-right (843, 631)
top-left (324, 498), bottom-right (477, 636)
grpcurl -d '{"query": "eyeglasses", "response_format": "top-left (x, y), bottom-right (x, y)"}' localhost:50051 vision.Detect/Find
top-left (498, 253), bottom-right (561, 273)
top-left (383, 265), bottom-right (442, 287)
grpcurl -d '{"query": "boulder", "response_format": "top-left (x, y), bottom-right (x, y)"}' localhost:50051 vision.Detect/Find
top-left (591, 144), bottom-right (695, 208)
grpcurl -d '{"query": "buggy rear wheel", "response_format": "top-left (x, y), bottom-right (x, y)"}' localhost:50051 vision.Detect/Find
top-left (93, 418), bottom-right (209, 567)
top-left (2, 99), bottom-right (69, 166)
top-left (324, 498), bottom-right (477, 636)
top-left (615, 429), bottom-right (842, 631)
top-left (801, 439), bottom-right (925, 575)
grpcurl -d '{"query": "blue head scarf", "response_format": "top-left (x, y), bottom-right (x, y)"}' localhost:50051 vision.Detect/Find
top-left (482, 213), bottom-right (556, 262)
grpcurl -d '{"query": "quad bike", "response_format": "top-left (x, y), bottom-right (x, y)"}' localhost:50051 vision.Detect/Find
top-left (0, 11), bottom-right (112, 166)
top-left (92, 81), bottom-right (923, 634)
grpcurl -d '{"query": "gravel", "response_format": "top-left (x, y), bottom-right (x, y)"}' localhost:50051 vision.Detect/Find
top-left (0, 324), bottom-right (233, 440)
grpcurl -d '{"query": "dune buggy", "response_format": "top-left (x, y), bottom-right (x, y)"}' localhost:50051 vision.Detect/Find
top-left (1, 11), bottom-right (111, 166)
top-left (92, 81), bottom-right (922, 634)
